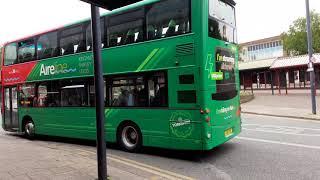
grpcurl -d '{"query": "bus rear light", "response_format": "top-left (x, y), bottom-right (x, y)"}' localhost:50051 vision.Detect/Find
top-left (205, 116), bottom-right (211, 122)
top-left (236, 107), bottom-right (241, 116)
top-left (200, 108), bottom-right (210, 114)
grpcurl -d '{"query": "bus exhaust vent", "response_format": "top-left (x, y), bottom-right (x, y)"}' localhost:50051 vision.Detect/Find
top-left (176, 43), bottom-right (194, 57)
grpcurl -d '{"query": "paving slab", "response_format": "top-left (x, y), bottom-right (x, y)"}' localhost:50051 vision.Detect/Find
top-left (242, 90), bottom-right (320, 120)
top-left (0, 125), bottom-right (191, 180)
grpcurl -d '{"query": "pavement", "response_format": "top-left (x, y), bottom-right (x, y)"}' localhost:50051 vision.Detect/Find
top-left (0, 129), bottom-right (193, 180)
top-left (241, 89), bottom-right (320, 120)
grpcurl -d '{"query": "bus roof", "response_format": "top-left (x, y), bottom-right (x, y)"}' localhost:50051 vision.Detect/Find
top-left (3, 0), bottom-right (158, 46)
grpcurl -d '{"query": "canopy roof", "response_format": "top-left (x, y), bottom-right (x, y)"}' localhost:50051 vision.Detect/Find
top-left (239, 58), bottom-right (275, 71)
top-left (80, 0), bottom-right (142, 10)
top-left (270, 53), bottom-right (320, 69)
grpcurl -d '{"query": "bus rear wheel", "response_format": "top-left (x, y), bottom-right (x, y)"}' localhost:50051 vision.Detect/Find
top-left (118, 123), bottom-right (142, 152)
top-left (24, 121), bottom-right (35, 139)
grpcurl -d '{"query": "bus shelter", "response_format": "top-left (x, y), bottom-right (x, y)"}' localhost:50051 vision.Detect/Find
top-left (239, 58), bottom-right (274, 93)
top-left (239, 53), bottom-right (320, 95)
top-left (270, 53), bottom-right (320, 94)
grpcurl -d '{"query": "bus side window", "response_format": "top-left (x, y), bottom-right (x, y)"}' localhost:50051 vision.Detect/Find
top-left (146, 0), bottom-right (191, 40)
top-left (59, 24), bottom-right (85, 55)
top-left (18, 39), bottom-right (36, 63)
top-left (19, 84), bottom-right (36, 107)
top-left (107, 8), bottom-right (144, 47)
top-left (37, 82), bottom-right (60, 107)
top-left (4, 43), bottom-right (17, 65)
top-left (37, 31), bottom-right (58, 60)
top-left (149, 72), bottom-right (168, 107)
top-left (86, 18), bottom-right (105, 50)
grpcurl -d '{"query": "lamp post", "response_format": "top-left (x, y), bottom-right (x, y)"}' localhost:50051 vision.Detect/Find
top-left (305, 0), bottom-right (317, 115)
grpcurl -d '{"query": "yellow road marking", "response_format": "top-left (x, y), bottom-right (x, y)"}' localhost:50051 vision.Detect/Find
top-left (76, 149), bottom-right (194, 180)
top-left (109, 154), bottom-right (194, 180)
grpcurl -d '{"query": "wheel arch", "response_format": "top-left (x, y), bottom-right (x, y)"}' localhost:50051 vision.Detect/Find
top-left (21, 115), bottom-right (33, 132)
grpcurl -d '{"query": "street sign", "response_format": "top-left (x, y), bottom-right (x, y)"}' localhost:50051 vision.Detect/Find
top-left (80, 0), bottom-right (142, 10)
top-left (311, 56), bottom-right (318, 63)
top-left (307, 62), bottom-right (314, 72)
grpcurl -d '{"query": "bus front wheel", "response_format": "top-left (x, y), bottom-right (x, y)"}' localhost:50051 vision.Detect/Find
top-left (24, 121), bottom-right (35, 139)
top-left (118, 122), bottom-right (142, 152)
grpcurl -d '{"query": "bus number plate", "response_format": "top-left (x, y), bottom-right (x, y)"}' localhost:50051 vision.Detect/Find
top-left (224, 128), bottom-right (233, 137)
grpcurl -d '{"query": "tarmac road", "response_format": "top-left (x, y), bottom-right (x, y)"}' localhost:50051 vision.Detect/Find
top-left (108, 113), bottom-right (320, 180)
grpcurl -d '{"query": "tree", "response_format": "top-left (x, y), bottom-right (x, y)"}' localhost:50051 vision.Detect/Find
top-left (282, 11), bottom-right (320, 56)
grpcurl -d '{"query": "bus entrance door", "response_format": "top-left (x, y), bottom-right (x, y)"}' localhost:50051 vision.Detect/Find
top-left (3, 87), bottom-right (19, 131)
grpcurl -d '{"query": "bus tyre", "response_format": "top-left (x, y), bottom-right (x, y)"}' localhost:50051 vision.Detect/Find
top-left (118, 123), bottom-right (142, 152)
top-left (24, 121), bottom-right (35, 139)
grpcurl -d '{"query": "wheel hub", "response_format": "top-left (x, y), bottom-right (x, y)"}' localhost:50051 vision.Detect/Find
top-left (122, 126), bottom-right (138, 148)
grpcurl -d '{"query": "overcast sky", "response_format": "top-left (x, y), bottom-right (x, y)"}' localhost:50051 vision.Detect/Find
top-left (0, 0), bottom-right (320, 45)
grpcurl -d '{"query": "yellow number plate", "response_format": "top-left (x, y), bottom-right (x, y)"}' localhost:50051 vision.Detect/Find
top-left (224, 128), bottom-right (233, 137)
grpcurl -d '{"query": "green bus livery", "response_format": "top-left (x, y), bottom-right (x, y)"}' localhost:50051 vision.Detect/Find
top-left (1, 0), bottom-right (240, 152)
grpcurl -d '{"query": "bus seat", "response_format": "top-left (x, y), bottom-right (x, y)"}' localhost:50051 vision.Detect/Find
top-left (23, 52), bottom-right (33, 61)
top-left (109, 34), bottom-right (118, 47)
top-left (125, 29), bottom-right (135, 44)
top-left (42, 48), bottom-right (53, 59)
top-left (177, 22), bottom-right (186, 34)
top-left (136, 31), bottom-right (143, 42)
top-left (147, 25), bottom-right (155, 40)
top-left (63, 44), bottom-right (74, 55)
top-left (76, 41), bottom-right (86, 53)
top-left (156, 26), bottom-right (163, 38)
top-left (166, 19), bottom-right (176, 37)
top-left (52, 47), bottom-right (61, 57)
top-left (18, 54), bottom-right (24, 61)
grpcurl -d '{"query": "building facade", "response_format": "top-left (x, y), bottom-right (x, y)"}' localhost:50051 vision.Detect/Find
top-left (240, 35), bottom-right (284, 62)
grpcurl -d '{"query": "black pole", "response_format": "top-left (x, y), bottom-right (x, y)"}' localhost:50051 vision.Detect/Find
top-left (305, 0), bottom-right (317, 114)
top-left (271, 71), bottom-right (274, 95)
top-left (91, 5), bottom-right (107, 180)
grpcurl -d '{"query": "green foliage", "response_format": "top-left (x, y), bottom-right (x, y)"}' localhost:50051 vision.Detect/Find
top-left (282, 11), bottom-right (320, 55)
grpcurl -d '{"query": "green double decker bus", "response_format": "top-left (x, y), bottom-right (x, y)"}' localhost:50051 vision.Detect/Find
top-left (1, 0), bottom-right (240, 152)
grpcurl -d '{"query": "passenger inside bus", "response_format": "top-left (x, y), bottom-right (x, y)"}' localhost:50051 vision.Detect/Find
top-left (166, 19), bottom-right (176, 37)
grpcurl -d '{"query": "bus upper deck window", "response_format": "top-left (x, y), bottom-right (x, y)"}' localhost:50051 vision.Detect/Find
top-left (4, 43), bottom-right (17, 65)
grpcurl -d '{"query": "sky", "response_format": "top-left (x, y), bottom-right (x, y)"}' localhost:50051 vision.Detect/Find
top-left (0, 0), bottom-right (320, 45)
top-left (237, 0), bottom-right (320, 43)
